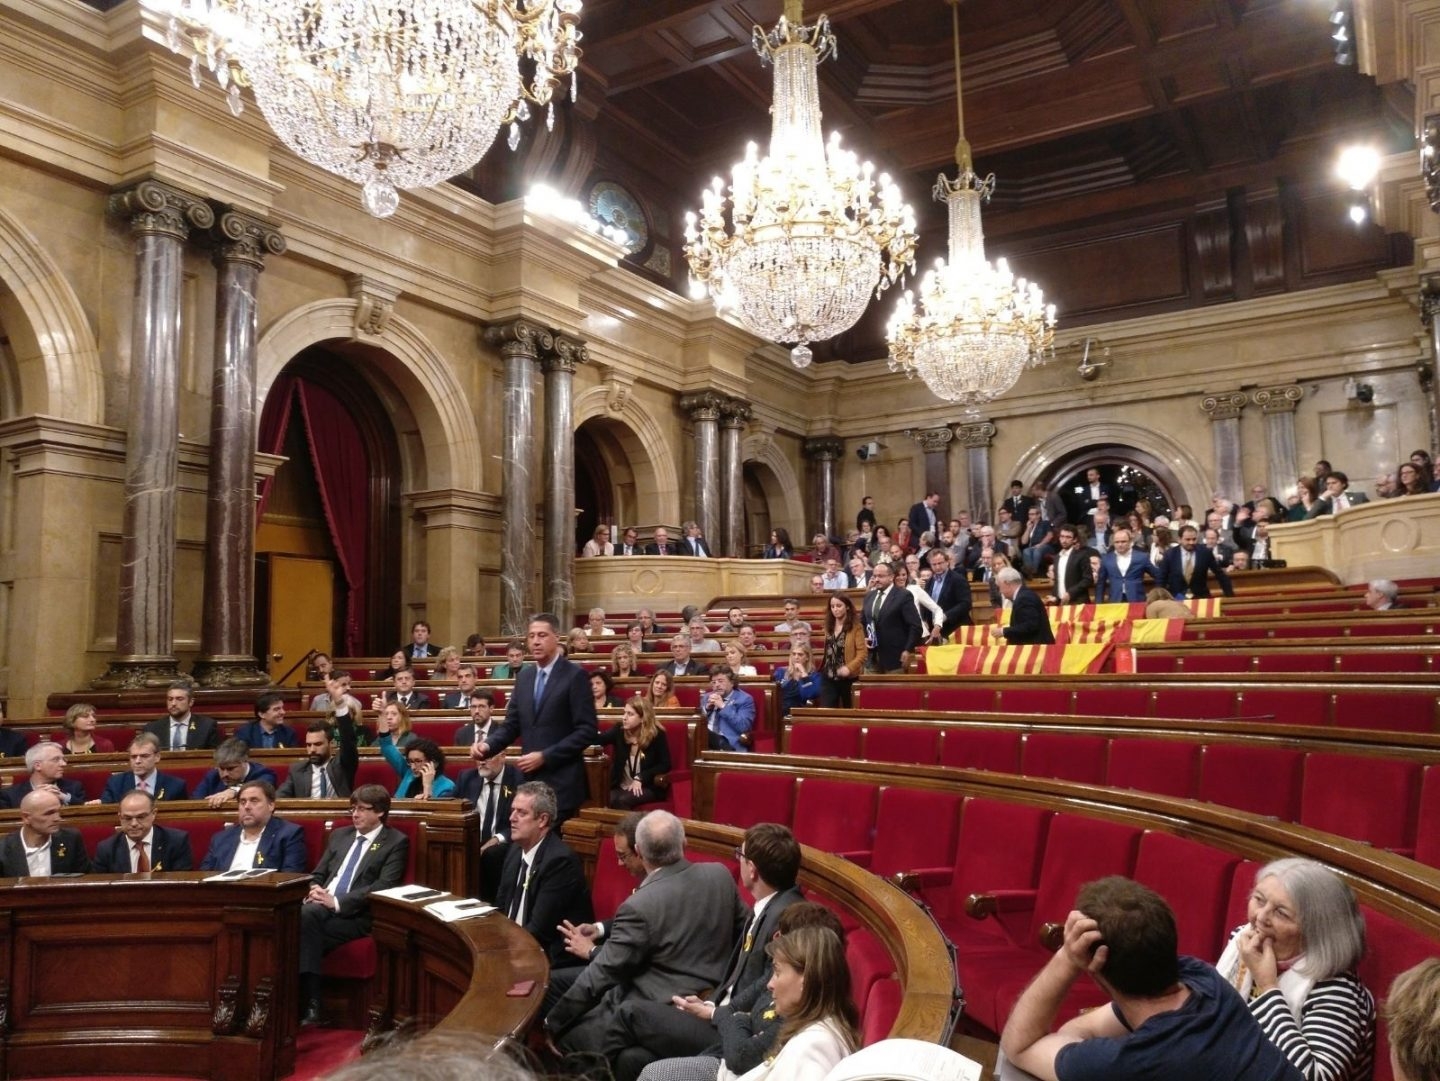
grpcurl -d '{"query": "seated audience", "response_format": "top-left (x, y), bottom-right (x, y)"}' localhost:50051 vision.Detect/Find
top-left (616, 527), bottom-right (643, 557)
top-left (402, 619), bottom-right (440, 661)
top-left (376, 650), bottom-right (411, 682)
top-left (611, 643), bottom-right (641, 679)
top-left (1216, 858), bottom-right (1375, 1081)
top-left (433, 646), bottom-right (463, 682)
top-left (763, 528), bottom-right (793, 559)
top-left (568, 627), bottom-right (592, 655)
top-left (457, 746), bottom-right (521, 900)
top-left (1231, 550), bottom-right (1253, 571)
top-left (373, 701), bottom-right (416, 751)
top-left (647, 670), bottom-right (681, 710)
top-left (233, 691), bottom-right (300, 750)
top-left (600, 696), bottom-right (671, 810)
top-left (199, 780), bottom-right (308, 873)
top-left (689, 618), bottom-right (721, 654)
top-left (583, 526), bottom-right (615, 557)
top-left (379, 735), bottom-right (455, 800)
top-left (1364, 579), bottom-right (1403, 611)
top-left (194, 738), bottom-right (279, 807)
top-left (276, 712), bottom-right (359, 799)
top-left (1385, 958), bottom-right (1440, 1081)
top-left (775, 644), bottom-right (821, 716)
top-left (0, 701), bottom-right (26, 759)
top-left (372, 666), bottom-right (432, 712)
top-left (0, 742), bottom-right (87, 808)
top-left (452, 690), bottom-right (497, 745)
top-left (666, 635), bottom-right (711, 679)
top-left (736, 624), bottom-right (768, 653)
top-left (592, 670), bottom-right (623, 710)
top-left (495, 782), bottom-right (593, 969)
top-left (774, 599), bottom-right (807, 635)
top-left (588, 607), bottom-right (617, 637)
top-left (1394, 461), bottom-right (1430, 497)
top-left (60, 703), bottom-right (113, 755)
top-left (93, 789), bottom-right (193, 872)
top-left (99, 732), bottom-right (188, 803)
top-left (462, 633), bottom-right (486, 657)
top-left (491, 639), bottom-right (530, 679)
top-left (311, 651), bottom-right (334, 681)
top-left (624, 621), bottom-right (651, 656)
top-left (441, 663), bottom-right (481, 709)
top-left (722, 641), bottom-right (757, 678)
top-left (700, 665), bottom-right (754, 752)
top-left (309, 669), bottom-right (362, 714)
top-left (1307, 471), bottom-right (1369, 516)
top-left (143, 680), bottom-right (220, 751)
top-left (298, 783), bottom-right (410, 1026)
top-left (0, 789), bottom-right (90, 875)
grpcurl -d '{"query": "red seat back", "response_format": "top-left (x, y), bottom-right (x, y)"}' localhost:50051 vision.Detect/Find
top-left (1180, 654), bottom-right (1251, 674)
top-left (590, 835), bottom-right (635, 923)
top-left (1152, 688), bottom-right (1238, 720)
top-left (861, 978), bottom-right (903, 1046)
top-left (1300, 753), bottom-right (1421, 853)
top-left (938, 728), bottom-right (1021, 773)
top-left (998, 688), bottom-right (1072, 715)
top-left (1237, 690), bottom-right (1328, 726)
top-left (1020, 732), bottom-right (1108, 784)
top-left (787, 724), bottom-right (862, 759)
top-left (1132, 832), bottom-right (1238, 959)
top-left (868, 787), bottom-right (963, 880)
top-left (928, 687), bottom-right (998, 712)
top-left (854, 686), bottom-right (925, 711)
top-left (863, 725), bottom-right (939, 766)
top-left (1359, 907), bottom-right (1438, 1081)
top-left (1198, 744), bottom-right (1304, 820)
top-left (1255, 654), bottom-right (1330, 674)
top-left (1072, 688), bottom-right (1152, 717)
top-left (1224, 859), bottom-right (1265, 931)
top-left (1333, 691), bottom-right (1435, 734)
top-left (1106, 738), bottom-right (1199, 799)
top-left (711, 771), bottom-right (795, 829)
top-left (792, 778), bottom-right (877, 860)
top-left (934, 797), bottom-right (1051, 925)
top-left (1414, 765), bottom-right (1440, 870)
top-left (1028, 815), bottom-right (1142, 942)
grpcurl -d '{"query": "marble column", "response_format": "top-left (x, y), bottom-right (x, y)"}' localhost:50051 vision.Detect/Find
top-left (719, 399), bottom-right (752, 557)
top-left (542, 334), bottom-right (587, 628)
top-left (679, 392), bottom-right (724, 546)
top-left (802, 438), bottom-right (844, 540)
top-left (94, 180), bottom-right (214, 689)
top-left (1200, 391), bottom-right (1248, 501)
top-left (956, 421), bottom-right (996, 523)
top-left (1421, 277), bottom-right (1440, 454)
top-left (909, 426), bottom-right (954, 522)
top-left (1250, 384), bottom-right (1304, 498)
top-left (192, 210), bottom-right (285, 688)
top-left (484, 320), bottom-right (552, 636)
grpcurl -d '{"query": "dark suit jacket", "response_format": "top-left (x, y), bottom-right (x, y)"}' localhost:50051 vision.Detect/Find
top-left (386, 690), bottom-right (434, 711)
top-left (0, 827), bottom-right (91, 875)
top-left (999, 586), bottom-right (1056, 645)
top-left (644, 541), bottom-right (682, 556)
top-left (456, 762), bottom-right (522, 842)
top-left (682, 536), bottom-right (713, 557)
top-left (1306, 491), bottom-right (1370, 518)
top-left (199, 816), bottom-right (309, 872)
top-left (441, 690), bottom-right (478, 709)
top-left (483, 657), bottom-right (598, 815)
top-left (276, 711), bottom-right (359, 798)
top-left (1053, 545), bottom-right (1098, 605)
top-left (93, 824), bottom-right (194, 873)
top-left (1097, 550), bottom-right (1160, 602)
top-left (0, 777), bottom-right (88, 809)
top-left (666, 660), bottom-right (710, 678)
top-left (863, 586), bottom-right (921, 673)
top-left (723, 885), bottom-right (803, 999)
top-left (193, 762), bottom-right (279, 799)
top-left (598, 725), bottom-right (672, 792)
top-left (0, 729), bottom-right (27, 758)
top-left (907, 501), bottom-right (938, 543)
top-left (231, 721), bottom-right (301, 749)
top-left (495, 832), bottom-right (594, 966)
top-left (143, 714), bottom-right (221, 751)
top-left (926, 571), bottom-right (972, 636)
top-left (311, 824), bottom-right (409, 926)
top-left (402, 643), bottom-right (441, 659)
top-left (614, 545), bottom-right (643, 557)
top-left (100, 770), bottom-right (189, 803)
top-left (1159, 546), bottom-right (1234, 599)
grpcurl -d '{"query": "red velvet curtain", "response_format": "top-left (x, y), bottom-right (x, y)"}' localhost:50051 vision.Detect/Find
top-left (255, 372), bottom-right (297, 520)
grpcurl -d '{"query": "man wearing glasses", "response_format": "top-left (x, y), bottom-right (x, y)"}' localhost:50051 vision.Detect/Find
top-left (92, 790), bottom-right (193, 872)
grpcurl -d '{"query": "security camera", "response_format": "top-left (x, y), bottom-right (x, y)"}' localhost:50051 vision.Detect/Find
top-left (856, 441), bottom-right (881, 461)
top-left (1355, 382), bottom-right (1374, 404)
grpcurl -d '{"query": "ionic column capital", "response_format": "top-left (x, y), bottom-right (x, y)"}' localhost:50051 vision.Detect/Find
top-left (211, 210), bottom-right (285, 270)
top-left (955, 421), bottom-right (996, 449)
top-left (1199, 390), bottom-right (1248, 421)
top-left (1250, 384), bottom-right (1304, 414)
top-left (108, 179), bottom-right (213, 240)
top-left (802, 437), bottom-right (844, 461)
top-left (908, 425), bottom-right (954, 454)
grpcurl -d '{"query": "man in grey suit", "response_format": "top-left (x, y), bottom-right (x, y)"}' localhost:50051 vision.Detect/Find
top-left (544, 810), bottom-right (748, 1066)
top-left (479, 613), bottom-right (598, 822)
top-left (276, 714), bottom-right (359, 799)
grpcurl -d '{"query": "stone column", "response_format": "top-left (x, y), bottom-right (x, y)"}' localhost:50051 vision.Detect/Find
top-left (1421, 277), bottom-right (1440, 454)
top-left (1250, 384), bottom-right (1304, 498)
top-left (484, 320), bottom-right (552, 636)
top-left (956, 421), bottom-right (996, 523)
top-left (909, 426), bottom-right (954, 522)
top-left (192, 210), bottom-right (286, 688)
top-left (802, 438), bottom-right (844, 540)
top-left (542, 334), bottom-right (587, 628)
top-left (679, 392), bottom-right (724, 545)
top-left (718, 399), bottom-right (752, 557)
top-left (1199, 391), bottom-right (1248, 501)
top-left (94, 180), bottom-right (214, 689)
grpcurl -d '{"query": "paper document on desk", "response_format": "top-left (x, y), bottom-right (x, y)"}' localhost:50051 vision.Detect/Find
top-left (374, 884), bottom-right (448, 902)
top-left (426, 898), bottom-right (495, 922)
top-left (822, 1039), bottom-right (982, 1081)
top-left (202, 869), bottom-right (273, 882)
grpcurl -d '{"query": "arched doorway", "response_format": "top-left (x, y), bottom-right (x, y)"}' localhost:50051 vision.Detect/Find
top-left (255, 346), bottom-right (403, 668)
top-left (1042, 446), bottom-right (1185, 525)
top-left (574, 415), bottom-right (660, 549)
top-left (742, 464), bottom-right (772, 557)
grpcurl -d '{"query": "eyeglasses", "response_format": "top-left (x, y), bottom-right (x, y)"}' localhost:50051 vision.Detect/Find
top-left (733, 846), bottom-right (749, 862)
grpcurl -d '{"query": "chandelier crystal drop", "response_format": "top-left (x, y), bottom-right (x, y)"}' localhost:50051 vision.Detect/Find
top-left (886, 0), bottom-right (1055, 405)
top-left (683, 1), bottom-right (917, 368)
top-left (150, 0), bottom-right (584, 218)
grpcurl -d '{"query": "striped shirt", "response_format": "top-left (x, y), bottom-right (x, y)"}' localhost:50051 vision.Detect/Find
top-left (1249, 973), bottom-right (1375, 1081)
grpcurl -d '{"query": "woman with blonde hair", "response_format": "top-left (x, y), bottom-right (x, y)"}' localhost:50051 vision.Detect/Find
top-left (60, 703), bottom-right (113, 754)
top-left (567, 627), bottom-right (591, 655)
top-left (722, 640), bottom-right (757, 678)
top-left (611, 642), bottom-right (640, 679)
top-left (599, 695), bottom-right (671, 809)
top-left (373, 700), bottom-right (416, 751)
top-left (434, 646), bottom-right (462, 682)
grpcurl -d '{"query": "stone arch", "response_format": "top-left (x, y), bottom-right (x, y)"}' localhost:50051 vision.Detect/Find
top-left (1008, 420), bottom-right (1210, 512)
top-left (256, 300), bottom-right (482, 491)
top-left (573, 386), bottom-right (679, 525)
top-left (0, 204), bottom-right (103, 423)
top-left (742, 433), bottom-right (806, 540)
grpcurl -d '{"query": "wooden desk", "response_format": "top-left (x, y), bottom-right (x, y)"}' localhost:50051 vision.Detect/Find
top-left (366, 895), bottom-right (547, 1051)
top-left (0, 871), bottom-right (309, 1081)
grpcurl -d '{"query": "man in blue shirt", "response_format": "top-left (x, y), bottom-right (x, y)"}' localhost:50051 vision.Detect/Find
top-left (1000, 876), bottom-right (1302, 1081)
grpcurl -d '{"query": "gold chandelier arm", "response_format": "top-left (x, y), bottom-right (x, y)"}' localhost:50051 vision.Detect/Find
top-left (950, 0), bottom-right (971, 173)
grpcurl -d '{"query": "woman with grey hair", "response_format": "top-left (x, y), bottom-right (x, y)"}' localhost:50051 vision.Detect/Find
top-left (1216, 857), bottom-right (1376, 1080)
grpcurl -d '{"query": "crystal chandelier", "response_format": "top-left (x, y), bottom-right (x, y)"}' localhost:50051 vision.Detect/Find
top-left (886, 0), bottom-right (1055, 405)
top-left (683, 0), bottom-right (916, 368)
top-left (150, 0), bottom-right (583, 218)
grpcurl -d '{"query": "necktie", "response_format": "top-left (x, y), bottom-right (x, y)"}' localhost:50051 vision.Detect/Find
top-left (533, 668), bottom-right (549, 707)
top-left (333, 835), bottom-right (367, 898)
top-left (931, 575), bottom-right (943, 600)
top-left (317, 767), bottom-right (329, 798)
top-left (136, 776), bottom-right (149, 795)
top-left (1183, 552), bottom-right (1194, 580)
top-left (511, 859), bottom-right (530, 924)
top-left (459, 695), bottom-right (469, 708)
top-left (170, 722), bottom-right (185, 751)
top-left (481, 780), bottom-right (496, 838)
top-left (401, 694), bottom-right (411, 708)
top-left (133, 840), bottom-right (149, 873)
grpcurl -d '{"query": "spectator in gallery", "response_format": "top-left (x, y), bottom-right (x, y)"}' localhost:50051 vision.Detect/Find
top-left (583, 525), bottom-right (615, 557)
top-left (763, 528), bottom-right (794, 559)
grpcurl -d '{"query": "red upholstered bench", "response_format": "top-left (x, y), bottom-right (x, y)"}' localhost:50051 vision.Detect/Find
top-left (938, 728), bottom-right (1021, 773)
top-left (1301, 753), bottom-right (1422, 855)
top-left (788, 724), bottom-right (863, 759)
top-left (854, 686), bottom-right (925, 711)
top-left (1020, 732), bottom-right (1107, 784)
top-left (1132, 832), bottom-right (1238, 959)
top-left (863, 725), bottom-right (939, 766)
top-left (792, 778), bottom-right (877, 866)
top-left (711, 771), bottom-right (794, 829)
top-left (867, 787), bottom-right (962, 883)
top-left (1199, 744), bottom-right (1304, 820)
top-left (1106, 737), bottom-right (1200, 799)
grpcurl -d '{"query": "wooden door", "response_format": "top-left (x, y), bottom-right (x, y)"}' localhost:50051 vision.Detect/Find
top-left (266, 556), bottom-right (335, 684)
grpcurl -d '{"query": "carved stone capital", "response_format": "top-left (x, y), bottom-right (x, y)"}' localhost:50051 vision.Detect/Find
top-left (679, 391), bottom-right (725, 423)
top-left (719, 398), bottom-right (752, 429)
top-left (483, 318), bottom-right (553, 360)
top-left (955, 421), bottom-right (996, 448)
top-left (347, 275), bottom-right (402, 339)
top-left (1250, 384), bottom-right (1304, 414)
top-left (599, 368), bottom-right (635, 414)
top-left (908, 426), bottom-right (954, 454)
top-left (543, 333), bottom-right (589, 374)
top-left (1199, 390), bottom-right (1248, 421)
top-left (108, 179), bottom-right (214, 240)
top-left (210, 210), bottom-right (285, 270)
top-left (802, 437), bottom-right (844, 461)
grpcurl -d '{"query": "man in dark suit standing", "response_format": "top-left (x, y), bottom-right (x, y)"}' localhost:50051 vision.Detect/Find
top-left (276, 713), bottom-right (359, 799)
top-left (0, 789), bottom-right (90, 875)
top-left (644, 527), bottom-right (680, 556)
top-left (495, 782), bottom-right (592, 970)
top-left (479, 613), bottom-right (599, 823)
top-left (681, 521), bottom-right (713, 557)
top-left (992, 568), bottom-right (1056, 645)
top-left (298, 784), bottom-right (409, 1025)
top-left (1049, 525), bottom-right (1098, 606)
top-left (199, 781), bottom-right (309, 873)
top-left (93, 790), bottom-right (193, 873)
top-left (1159, 526), bottom-right (1234, 600)
top-left (1078, 467), bottom-right (1114, 517)
top-left (402, 620), bottom-right (440, 660)
top-left (457, 746), bottom-right (522, 899)
top-left (142, 681), bottom-right (220, 752)
top-left (908, 492), bottom-right (941, 546)
top-left (100, 733), bottom-right (189, 803)
top-left (926, 548), bottom-right (972, 638)
top-left (0, 742), bottom-right (88, 808)
top-left (862, 562), bottom-right (921, 673)
top-left (1096, 528), bottom-right (1160, 602)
